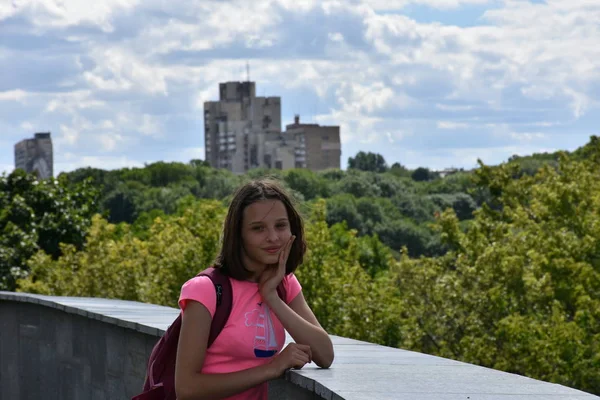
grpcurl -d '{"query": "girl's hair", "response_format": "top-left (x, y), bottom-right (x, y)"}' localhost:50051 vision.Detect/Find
top-left (214, 179), bottom-right (307, 280)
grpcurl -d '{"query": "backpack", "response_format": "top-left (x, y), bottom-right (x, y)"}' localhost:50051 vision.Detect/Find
top-left (132, 267), bottom-right (287, 400)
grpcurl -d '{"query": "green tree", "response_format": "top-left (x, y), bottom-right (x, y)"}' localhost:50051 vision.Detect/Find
top-left (334, 171), bottom-right (382, 198)
top-left (296, 200), bottom-right (403, 347)
top-left (18, 200), bottom-right (226, 306)
top-left (390, 162), bottom-right (411, 178)
top-left (393, 147), bottom-right (600, 394)
top-left (284, 169), bottom-right (329, 200)
top-left (325, 194), bottom-right (362, 232)
top-left (348, 151), bottom-right (388, 173)
top-left (373, 218), bottom-right (432, 257)
top-left (392, 194), bottom-right (437, 223)
top-left (19, 198), bottom-right (405, 348)
top-left (427, 193), bottom-right (477, 220)
top-left (411, 167), bottom-right (433, 182)
top-left (0, 170), bottom-right (99, 290)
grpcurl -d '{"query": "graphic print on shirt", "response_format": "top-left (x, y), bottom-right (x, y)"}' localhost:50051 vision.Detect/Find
top-left (245, 302), bottom-right (278, 358)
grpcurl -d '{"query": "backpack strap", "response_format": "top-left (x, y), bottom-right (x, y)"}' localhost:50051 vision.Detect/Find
top-left (198, 267), bottom-right (233, 348)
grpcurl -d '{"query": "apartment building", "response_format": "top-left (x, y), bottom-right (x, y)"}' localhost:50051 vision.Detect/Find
top-left (204, 82), bottom-right (341, 173)
top-left (14, 132), bottom-right (54, 179)
top-left (284, 115), bottom-right (341, 171)
top-left (204, 81), bottom-right (281, 174)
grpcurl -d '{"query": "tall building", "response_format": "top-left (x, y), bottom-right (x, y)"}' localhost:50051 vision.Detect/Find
top-left (284, 115), bottom-right (341, 171)
top-left (204, 81), bottom-right (282, 174)
top-left (14, 132), bottom-right (53, 179)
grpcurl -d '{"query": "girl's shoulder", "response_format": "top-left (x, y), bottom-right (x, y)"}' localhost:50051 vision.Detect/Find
top-left (283, 273), bottom-right (302, 303)
top-left (179, 275), bottom-right (217, 316)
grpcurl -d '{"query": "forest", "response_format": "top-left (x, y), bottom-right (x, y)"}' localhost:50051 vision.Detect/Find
top-left (1, 137), bottom-right (598, 395)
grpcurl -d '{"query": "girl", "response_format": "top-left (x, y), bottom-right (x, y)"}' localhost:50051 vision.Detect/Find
top-left (174, 179), bottom-right (334, 400)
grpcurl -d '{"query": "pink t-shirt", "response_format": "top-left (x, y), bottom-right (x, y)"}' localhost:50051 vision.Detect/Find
top-left (178, 273), bottom-right (302, 400)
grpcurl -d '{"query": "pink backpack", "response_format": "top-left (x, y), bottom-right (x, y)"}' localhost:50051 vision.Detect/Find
top-left (132, 267), bottom-right (286, 400)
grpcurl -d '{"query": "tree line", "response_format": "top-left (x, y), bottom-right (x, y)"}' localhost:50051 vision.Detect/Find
top-left (2, 138), bottom-right (599, 395)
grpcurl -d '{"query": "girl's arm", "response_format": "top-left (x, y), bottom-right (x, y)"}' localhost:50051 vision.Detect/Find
top-left (259, 235), bottom-right (335, 369)
top-left (264, 290), bottom-right (334, 369)
top-left (175, 300), bottom-right (310, 400)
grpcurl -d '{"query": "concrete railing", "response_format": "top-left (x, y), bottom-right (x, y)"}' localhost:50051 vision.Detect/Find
top-left (1, 291), bottom-right (598, 400)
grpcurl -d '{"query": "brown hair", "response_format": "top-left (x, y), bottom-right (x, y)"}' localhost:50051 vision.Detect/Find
top-left (214, 179), bottom-right (307, 280)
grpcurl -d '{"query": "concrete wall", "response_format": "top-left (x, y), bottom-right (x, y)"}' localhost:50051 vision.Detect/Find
top-left (0, 301), bottom-right (154, 400)
top-left (0, 293), bottom-right (318, 400)
top-left (1, 291), bottom-right (598, 400)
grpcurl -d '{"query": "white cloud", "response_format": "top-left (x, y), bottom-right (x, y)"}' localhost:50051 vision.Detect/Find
top-left (1, 0), bottom-right (599, 174)
top-left (438, 121), bottom-right (470, 129)
top-left (44, 91), bottom-right (106, 114)
top-left (98, 133), bottom-right (125, 152)
top-left (171, 147), bottom-right (205, 163)
top-left (139, 114), bottom-right (162, 137)
top-left (20, 122), bottom-right (34, 131)
top-left (5, 0), bottom-right (139, 31)
top-left (509, 132), bottom-right (546, 141)
top-left (83, 47), bottom-right (168, 95)
top-left (0, 90), bottom-right (28, 103)
top-left (58, 124), bottom-right (80, 147)
top-left (328, 32), bottom-right (345, 42)
top-left (436, 103), bottom-right (474, 111)
top-left (56, 154), bottom-right (143, 173)
top-left (363, 0), bottom-right (491, 11)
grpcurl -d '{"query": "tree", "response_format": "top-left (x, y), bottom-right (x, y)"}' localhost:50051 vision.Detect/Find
top-left (348, 151), bottom-right (388, 173)
top-left (390, 162), bottom-right (411, 178)
top-left (393, 148), bottom-right (600, 394)
top-left (373, 218), bottom-right (431, 257)
top-left (284, 169), bottom-right (329, 200)
top-left (325, 194), bottom-right (362, 232)
top-left (427, 193), bottom-right (477, 220)
top-left (19, 198), bottom-right (405, 348)
top-left (18, 200), bottom-right (226, 306)
top-left (295, 200), bottom-right (404, 347)
top-left (0, 170), bottom-right (99, 290)
top-left (392, 194), bottom-right (437, 224)
top-left (371, 173), bottom-right (408, 198)
top-left (355, 198), bottom-right (384, 235)
top-left (411, 167), bottom-right (433, 182)
top-left (189, 159), bottom-right (210, 168)
top-left (334, 172), bottom-right (382, 198)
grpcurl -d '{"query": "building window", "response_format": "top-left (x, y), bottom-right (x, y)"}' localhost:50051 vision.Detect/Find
top-left (275, 161), bottom-right (282, 170)
top-left (264, 154), bottom-right (272, 169)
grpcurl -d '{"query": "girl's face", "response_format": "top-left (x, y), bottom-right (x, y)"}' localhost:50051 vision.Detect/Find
top-left (240, 199), bottom-right (292, 280)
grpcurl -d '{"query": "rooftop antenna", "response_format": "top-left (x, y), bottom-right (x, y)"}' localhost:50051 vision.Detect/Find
top-left (246, 61), bottom-right (250, 83)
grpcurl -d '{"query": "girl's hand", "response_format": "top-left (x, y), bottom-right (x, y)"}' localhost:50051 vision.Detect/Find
top-left (259, 235), bottom-right (295, 303)
top-left (267, 343), bottom-right (312, 378)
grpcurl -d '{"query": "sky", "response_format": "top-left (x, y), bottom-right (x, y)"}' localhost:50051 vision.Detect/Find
top-left (1, 0), bottom-right (599, 175)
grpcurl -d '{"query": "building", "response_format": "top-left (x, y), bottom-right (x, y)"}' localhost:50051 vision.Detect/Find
top-left (14, 132), bottom-right (53, 179)
top-left (263, 134), bottom-right (300, 170)
top-left (284, 115), bottom-right (341, 171)
top-left (204, 82), bottom-right (342, 173)
top-left (204, 81), bottom-right (282, 174)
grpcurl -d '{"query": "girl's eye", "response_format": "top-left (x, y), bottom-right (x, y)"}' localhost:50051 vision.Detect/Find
top-left (276, 223), bottom-right (288, 229)
top-left (252, 226), bottom-right (264, 231)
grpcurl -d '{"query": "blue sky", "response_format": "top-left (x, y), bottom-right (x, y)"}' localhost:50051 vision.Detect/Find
top-left (1, 0), bottom-right (599, 175)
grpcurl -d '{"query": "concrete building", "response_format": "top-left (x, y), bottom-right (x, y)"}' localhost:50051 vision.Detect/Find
top-left (204, 81), bottom-right (282, 174)
top-left (14, 132), bottom-right (53, 179)
top-left (284, 115), bottom-right (341, 171)
top-left (263, 134), bottom-right (300, 170)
